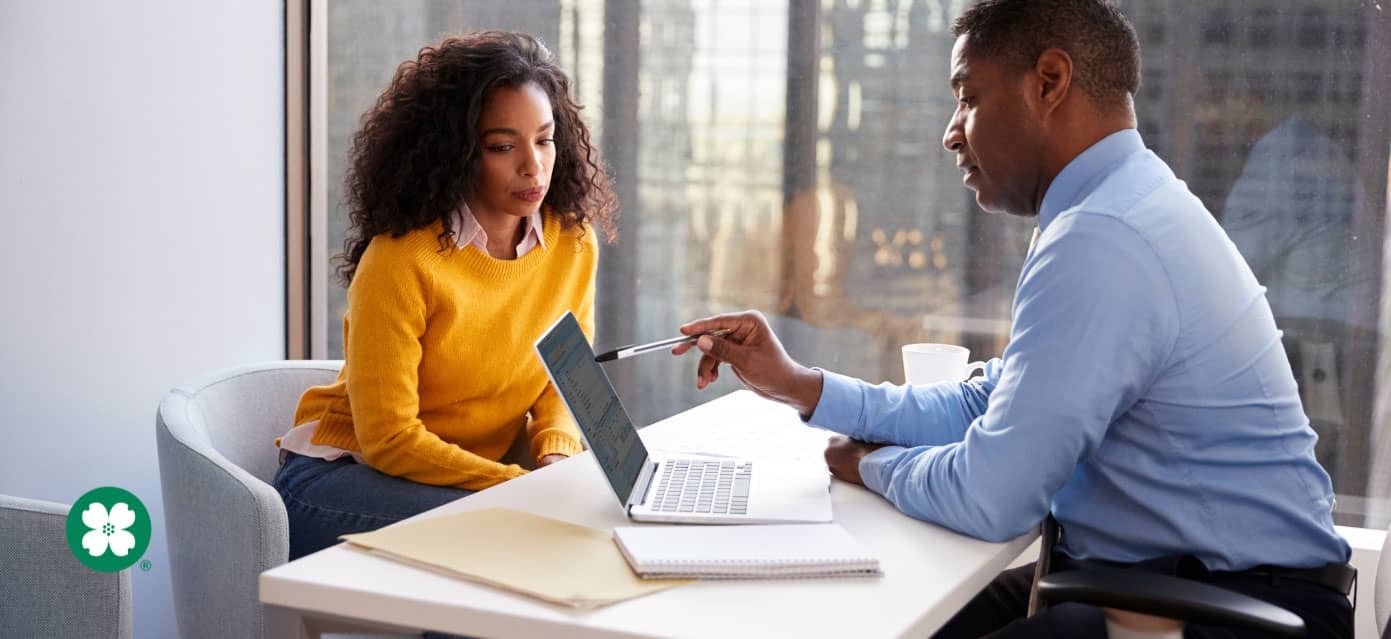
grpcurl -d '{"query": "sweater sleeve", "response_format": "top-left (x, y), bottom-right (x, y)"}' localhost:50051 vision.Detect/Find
top-left (346, 239), bottom-right (526, 490)
top-left (526, 232), bottom-right (593, 460)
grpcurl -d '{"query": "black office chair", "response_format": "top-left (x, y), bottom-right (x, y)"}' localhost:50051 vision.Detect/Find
top-left (1027, 517), bottom-right (1313, 638)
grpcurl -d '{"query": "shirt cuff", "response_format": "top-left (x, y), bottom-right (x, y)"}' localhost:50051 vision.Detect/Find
top-left (851, 448), bottom-right (906, 498)
top-left (805, 368), bottom-right (865, 437)
top-left (858, 445), bottom-right (905, 496)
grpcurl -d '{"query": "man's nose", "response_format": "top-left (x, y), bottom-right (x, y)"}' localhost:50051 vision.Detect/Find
top-left (943, 119), bottom-right (964, 152)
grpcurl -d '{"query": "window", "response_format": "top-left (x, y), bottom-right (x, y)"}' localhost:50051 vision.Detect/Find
top-left (307, 1), bottom-right (1391, 528)
top-left (1249, 8), bottom-right (1276, 49)
top-left (1299, 8), bottom-right (1328, 50)
top-left (1203, 8), bottom-right (1233, 46)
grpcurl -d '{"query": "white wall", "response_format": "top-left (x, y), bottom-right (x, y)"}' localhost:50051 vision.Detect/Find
top-left (0, 2), bottom-right (285, 637)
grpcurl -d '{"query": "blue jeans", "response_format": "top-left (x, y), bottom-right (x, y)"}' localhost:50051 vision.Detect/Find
top-left (273, 452), bottom-right (475, 561)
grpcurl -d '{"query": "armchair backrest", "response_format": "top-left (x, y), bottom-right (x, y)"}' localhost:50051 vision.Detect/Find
top-left (0, 495), bottom-right (132, 639)
top-left (155, 360), bottom-right (341, 639)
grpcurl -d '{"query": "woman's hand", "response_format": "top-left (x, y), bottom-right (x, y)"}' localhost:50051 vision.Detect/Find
top-left (670, 310), bottom-right (824, 416)
top-left (537, 454), bottom-right (568, 468)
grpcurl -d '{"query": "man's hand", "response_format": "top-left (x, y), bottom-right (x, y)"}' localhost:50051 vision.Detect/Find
top-left (537, 454), bottom-right (567, 468)
top-left (824, 435), bottom-right (887, 486)
top-left (670, 310), bottom-right (824, 416)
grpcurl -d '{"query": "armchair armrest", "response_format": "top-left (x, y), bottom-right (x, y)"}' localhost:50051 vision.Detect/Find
top-left (1036, 565), bottom-right (1305, 638)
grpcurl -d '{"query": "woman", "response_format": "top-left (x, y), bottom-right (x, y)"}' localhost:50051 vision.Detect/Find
top-left (274, 31), bottom-right (617, 560)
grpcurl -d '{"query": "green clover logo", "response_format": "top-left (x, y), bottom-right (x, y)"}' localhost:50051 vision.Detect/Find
top-left (65, 487), bottom-right (151, 572)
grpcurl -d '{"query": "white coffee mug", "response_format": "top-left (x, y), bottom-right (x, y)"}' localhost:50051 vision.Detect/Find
top-left (901, 343), bottom-right (985, 385)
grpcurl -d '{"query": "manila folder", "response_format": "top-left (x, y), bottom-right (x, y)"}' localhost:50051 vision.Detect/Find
top-left (340, 507), bottom-right (688, 609)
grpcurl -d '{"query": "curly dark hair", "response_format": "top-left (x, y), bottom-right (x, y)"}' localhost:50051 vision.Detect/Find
top-left (336, 30), bottom-right (618, 284)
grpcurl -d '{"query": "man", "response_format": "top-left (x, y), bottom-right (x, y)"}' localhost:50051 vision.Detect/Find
top-left (671, 1), bottom-right (1353, 636)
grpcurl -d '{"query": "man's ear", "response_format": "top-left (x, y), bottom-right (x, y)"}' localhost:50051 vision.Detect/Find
top-left (1033, 48), bottom-right (1073, 117)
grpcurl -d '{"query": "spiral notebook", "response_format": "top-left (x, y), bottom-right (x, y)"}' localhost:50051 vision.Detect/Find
top-left (613, 523), bottom-right (882, 579)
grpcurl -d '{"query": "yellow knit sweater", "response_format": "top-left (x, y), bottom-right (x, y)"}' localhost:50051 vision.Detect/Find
top-left (289, 214), bottom-right (592, 490)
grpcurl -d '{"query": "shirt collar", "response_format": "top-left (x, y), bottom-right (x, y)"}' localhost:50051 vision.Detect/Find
top-left (1038, 129), bottom-right (1145, 232)
top-left (452, 202), bottom-right (547, 252)
top-left (453, 203), bottom-right (485, 249)
top-left (525, 210), bottom-right (547, 251)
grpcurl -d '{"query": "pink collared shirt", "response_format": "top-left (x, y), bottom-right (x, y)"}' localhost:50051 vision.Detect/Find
top-left (277, 205), bottom-right (548, 465)
top-left (453, 203), bottom-right (547, 257)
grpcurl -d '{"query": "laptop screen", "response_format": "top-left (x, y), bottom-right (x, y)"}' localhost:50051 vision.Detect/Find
top-left (534, 311), bottom-right (650, 505)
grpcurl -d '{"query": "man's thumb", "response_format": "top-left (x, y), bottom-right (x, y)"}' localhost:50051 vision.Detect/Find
top-left (698, 335), bottom-right (744, 366)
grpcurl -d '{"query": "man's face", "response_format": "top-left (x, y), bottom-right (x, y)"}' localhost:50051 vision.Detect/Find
top-left (942, 36), bottom-right (1044, 217)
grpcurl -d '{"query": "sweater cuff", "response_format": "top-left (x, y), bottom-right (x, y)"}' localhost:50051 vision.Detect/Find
top-left (457, 464), bottom-right (528, 490)
top-left (532, 429), bottom-right (583, 460)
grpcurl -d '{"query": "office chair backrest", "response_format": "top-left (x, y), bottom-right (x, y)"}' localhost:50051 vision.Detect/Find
top-left (0, 495), bottom-right (133, 639)
top-left (155, 360), bottom-right (341, 639)
top-left (1378, 519), bottom-right (1391, 638)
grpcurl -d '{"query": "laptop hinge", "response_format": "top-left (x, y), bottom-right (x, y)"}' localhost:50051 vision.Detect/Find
top-left (629, 460), bottom-right (658, 512)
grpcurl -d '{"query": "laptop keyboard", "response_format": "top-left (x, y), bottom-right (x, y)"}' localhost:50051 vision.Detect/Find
top-left (653, 459), bottom-right (753, 515)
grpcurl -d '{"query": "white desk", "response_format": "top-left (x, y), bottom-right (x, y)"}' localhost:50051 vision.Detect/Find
top-left (260, 391), bottom-right (1036, 638)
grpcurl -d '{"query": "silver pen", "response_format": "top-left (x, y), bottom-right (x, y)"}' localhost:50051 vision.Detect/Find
top-left (594, 329), bottom-right (733, 362)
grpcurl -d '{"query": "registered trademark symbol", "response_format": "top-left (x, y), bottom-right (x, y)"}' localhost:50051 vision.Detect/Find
top-left (140, 560), bottom-right (152, 572)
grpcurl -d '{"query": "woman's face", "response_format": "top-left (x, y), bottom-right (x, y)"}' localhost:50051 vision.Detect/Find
top-left (469, 81), bottom-right (556, 220)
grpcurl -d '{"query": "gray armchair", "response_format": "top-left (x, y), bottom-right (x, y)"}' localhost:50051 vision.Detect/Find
top-left (155, 360), bottom-right (341, 639)
top-left (0, 495), bottom-right (133, 639)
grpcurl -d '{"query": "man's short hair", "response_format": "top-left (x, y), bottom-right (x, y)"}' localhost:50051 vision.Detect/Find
top-left (953, 0), bottom-right (1140, 109)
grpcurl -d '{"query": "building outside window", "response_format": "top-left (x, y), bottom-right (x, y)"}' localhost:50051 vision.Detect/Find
top-left (309, 0), bottom-right (1391, 528)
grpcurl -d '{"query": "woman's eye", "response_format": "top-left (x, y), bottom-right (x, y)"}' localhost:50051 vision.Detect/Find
top-left (487, 144), bottom-right (513, 153)
top-left (538, 138), bottom-right (555, 146)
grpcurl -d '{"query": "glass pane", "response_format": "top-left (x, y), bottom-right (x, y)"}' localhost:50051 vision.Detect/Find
top-left (319, 0), bottom-right (1391, 527)
top-left (1116, 0), bottom-right (1389, 526)
top-left (322, 2), bottom-right (581, 357)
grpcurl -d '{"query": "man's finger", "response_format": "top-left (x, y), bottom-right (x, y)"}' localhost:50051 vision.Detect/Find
top-left (697, 353), bottom-right (721, 388)
top-left (679, 311), bottom-right (753, 337)
top-left (697, 334), bottom-right (747, 368)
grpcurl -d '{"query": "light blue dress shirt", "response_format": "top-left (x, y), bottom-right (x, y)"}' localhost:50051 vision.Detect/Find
top-left (809, 129), bottom-right (1350, 571)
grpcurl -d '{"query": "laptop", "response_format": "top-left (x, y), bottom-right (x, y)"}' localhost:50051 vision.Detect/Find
top-left (535, 311), bottom-right (833, 524)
